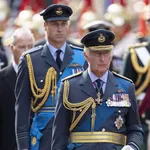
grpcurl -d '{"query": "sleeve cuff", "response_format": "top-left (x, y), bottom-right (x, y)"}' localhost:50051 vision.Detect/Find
top-left (128, 142), bottom-right (140, 150)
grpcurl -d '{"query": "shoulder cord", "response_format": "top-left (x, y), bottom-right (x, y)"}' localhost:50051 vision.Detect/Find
top-left (63, 80), bottom-right (96, 132)
top-left (130, 49), bottom-right (150, 96)
top-left (26, 54), bottom-right (57, 112)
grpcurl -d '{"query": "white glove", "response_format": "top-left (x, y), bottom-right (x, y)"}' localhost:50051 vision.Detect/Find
top-left (121, 145), bottom-right (134, 150)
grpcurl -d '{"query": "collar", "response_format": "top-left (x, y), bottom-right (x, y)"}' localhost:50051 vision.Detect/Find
top-left (46, 41), bottom-right (66, 56)
top-left (88, 68), bottom-right (108, 83)
top-left (12, 60), bottom-right (18, 73)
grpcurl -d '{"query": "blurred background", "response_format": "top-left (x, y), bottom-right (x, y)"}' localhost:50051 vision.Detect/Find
top-left (0, 0), bottom-right (149, 66)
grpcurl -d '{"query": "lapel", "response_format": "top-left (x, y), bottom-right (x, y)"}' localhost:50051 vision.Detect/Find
top-left (79, 70), bottom-right (97, 98)
top-left (4, 64), bottom-right (16, 93)
top-left (102, 71), bottom-right (118, 101)
top-left (41, 44), bottom-right (59, 71)
top-left (60, 44), bottom-right (74, 71)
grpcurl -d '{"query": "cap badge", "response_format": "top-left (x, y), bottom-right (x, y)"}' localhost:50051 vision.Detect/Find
top-left (56, 7), bottom-right (63, 15)
top-left (98, 33), bottom-right (105, 43)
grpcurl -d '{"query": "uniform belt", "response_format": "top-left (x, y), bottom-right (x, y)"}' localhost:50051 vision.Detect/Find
top-left (38, 106), bottom-right (55, 112)
top-left (70, 131), bottom-right (126, 145)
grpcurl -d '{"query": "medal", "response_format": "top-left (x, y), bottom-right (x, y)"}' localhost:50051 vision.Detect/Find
top-left (114, 115), bottom-right (124, 130)
top-left (95, 91), bottom-right (103, 105)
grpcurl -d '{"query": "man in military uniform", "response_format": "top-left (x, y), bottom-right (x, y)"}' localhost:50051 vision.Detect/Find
top-left (121, 4), bottom-right (150, 149)
top-left (15, 4), bottom-right (87, 150)
top-left (104, 3), bottom-right (139, 73)
top-left (51, 29), bottom-right (143, 150)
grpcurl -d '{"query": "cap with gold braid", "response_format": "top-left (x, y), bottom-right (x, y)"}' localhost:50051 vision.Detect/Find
top-left (81, 29), bottom-right (115, 51)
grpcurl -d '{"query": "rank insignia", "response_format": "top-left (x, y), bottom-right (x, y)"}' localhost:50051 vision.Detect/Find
top-left (114, 115), bottom-right (124, 130)
top-left (32, 136), bottom-right (37, 146)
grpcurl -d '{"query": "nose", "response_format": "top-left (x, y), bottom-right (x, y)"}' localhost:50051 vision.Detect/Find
top-left (99, 53), bottom-right (104, 61)
top-left (58, 24), bottom-right (63, 32)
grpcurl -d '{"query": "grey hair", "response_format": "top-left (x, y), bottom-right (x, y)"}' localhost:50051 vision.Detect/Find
top-left (11, 27), bottom-right (35, 45)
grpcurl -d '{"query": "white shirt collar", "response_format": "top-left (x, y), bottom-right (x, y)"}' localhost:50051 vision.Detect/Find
top-left (12, 60), bottom-right (18, 73)
top-left (46, 41), bottom-right (66, 57)
top-left (88, 68), bottom-right (108, 83)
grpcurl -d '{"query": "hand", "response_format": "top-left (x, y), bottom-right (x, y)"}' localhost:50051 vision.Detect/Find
top-left (121, 145), bottom-right (134, 150)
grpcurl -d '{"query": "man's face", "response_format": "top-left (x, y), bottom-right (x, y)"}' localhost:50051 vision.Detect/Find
top-left (11, 35), bottom-right (34, 64)
top-left (44, 20), bottom-right (69, 46)
top-left (84, 49), bottom-right (112, 77)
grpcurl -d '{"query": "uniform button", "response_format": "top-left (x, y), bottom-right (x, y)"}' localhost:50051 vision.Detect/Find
top-left (40, 80), bottom-right (43, 83)
top-left (118, 110), bottom-right (121, 113)
top-left (102, 128), bottom-right (105, 132)
top-left (60, 72), bottom-right (62, 75)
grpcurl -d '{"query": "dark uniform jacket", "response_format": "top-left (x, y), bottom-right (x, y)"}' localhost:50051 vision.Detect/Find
top-left (15, 44), bottom-right (87, 150)
top-left (52, 70), bottom-right (143, 150)
top-left (0, 64), bottom-right (17, 150)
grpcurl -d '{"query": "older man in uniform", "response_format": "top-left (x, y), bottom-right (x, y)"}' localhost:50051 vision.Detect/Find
top-left (15, 4), bottom-right (87, 150)
top-left (51, 29), bottom-right (143, 150)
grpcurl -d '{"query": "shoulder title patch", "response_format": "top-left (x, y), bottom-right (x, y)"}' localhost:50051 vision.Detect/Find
top-left (62, 71), bottom-right (83, 82)
top-left (22, 45), bottom-right (43, 57)
top-left (112, 71), bottom-right (133, 83)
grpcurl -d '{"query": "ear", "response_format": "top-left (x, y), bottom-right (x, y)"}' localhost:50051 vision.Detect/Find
top-left (9, 45), bottom-right (14, 53)
top-left (44, 21), bottom-right (47, 31)
top-left (84, 51), bottom-right (89, 62)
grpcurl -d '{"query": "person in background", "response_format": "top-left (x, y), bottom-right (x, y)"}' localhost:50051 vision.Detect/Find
top-left (15, 4), bottom-right (87, 150)
top-left (104, 3), bottom-right (138, 73)
top-left (121, 4), bottom-right (150, 150)
top-left (83, 20), bottom-right (113, 33)
top-left (0, 27), bottom-right (34, 150)
top-left (51, 29), bottom-right (143, 150)
top-left (0, 0), bottom-right (10, 69)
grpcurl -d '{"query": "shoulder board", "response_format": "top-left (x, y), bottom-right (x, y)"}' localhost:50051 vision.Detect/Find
top-left (62, 71), bottom-right (83, 82)
top-left (22, 45), bottom-right (43, 57)
top-left (129, 42), bottom-right (148, 50)
top-left (70, 44), bottom-right (83, 51)
top-left (112, 71), bottom-right (133, 83)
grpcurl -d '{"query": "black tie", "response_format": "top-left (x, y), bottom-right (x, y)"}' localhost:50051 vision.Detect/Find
top-left (95, 79), bottom-right (103, 98)
top-left (56, 49), bottom-right (62, 69)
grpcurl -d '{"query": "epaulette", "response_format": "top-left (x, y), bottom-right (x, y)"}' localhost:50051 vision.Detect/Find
top-left (70, 44), bottom-right (83, 51)
top-left (129, 42), bottom-right (148, 51)
top-left (22, 45), bottom-right (43, 57)
top-left (112, 71), bottom-right (133, 83)
top-left (62, 71), bottom-right (83, 82)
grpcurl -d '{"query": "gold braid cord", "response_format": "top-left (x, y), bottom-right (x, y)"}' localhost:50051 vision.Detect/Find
top-left (63, 80), bottom-right (96, 132)
top-left (130, 48), bottom-right (150, 96)
top-left (26, 54), bottom-right (57, 112)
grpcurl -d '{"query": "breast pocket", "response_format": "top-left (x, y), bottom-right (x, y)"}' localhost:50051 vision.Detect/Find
top-left (35, 76), bottom-right (45, 89)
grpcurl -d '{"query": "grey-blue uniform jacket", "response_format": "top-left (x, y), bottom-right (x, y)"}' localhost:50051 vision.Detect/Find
top-left (51, 70), bottom-right (144, 150)
top-left (15, 44), bottom-right (87, 150)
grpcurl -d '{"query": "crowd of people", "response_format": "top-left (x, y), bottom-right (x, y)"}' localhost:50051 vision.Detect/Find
top-left (0, 0), bottom-right (150, 150)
